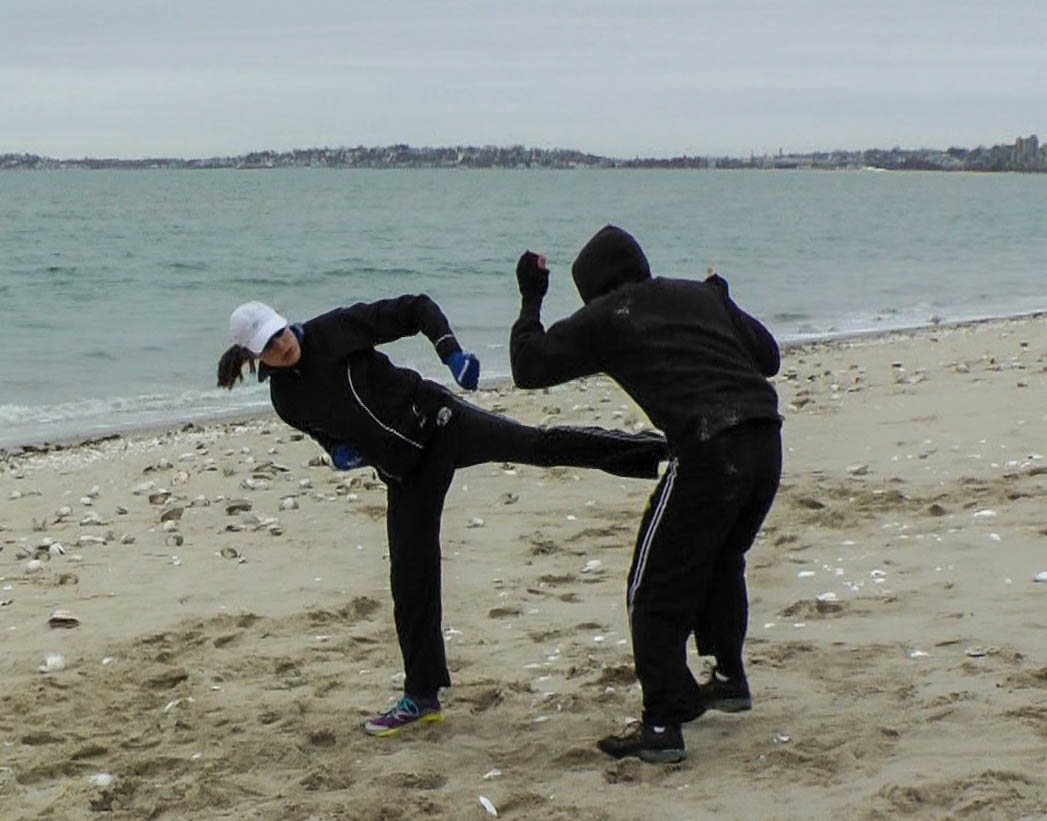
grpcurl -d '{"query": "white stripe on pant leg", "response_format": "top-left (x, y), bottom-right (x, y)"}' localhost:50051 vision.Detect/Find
top-left (628, 458), bottom-right (678, 616)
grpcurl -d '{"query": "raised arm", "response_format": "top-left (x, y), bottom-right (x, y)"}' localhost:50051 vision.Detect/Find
top-left (330, 294), bottom-right (463, 360)
top-left (706, 273), bottom-right (780, 377)
top-left (509, 251), bottom-right (602, 388)
top-left (323, 294), bottom-right (479, 389)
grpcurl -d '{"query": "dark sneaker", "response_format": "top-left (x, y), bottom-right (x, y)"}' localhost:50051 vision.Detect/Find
top-left (597, 722), bottom-right (686, 763)
top-left (364, 695), bottom-right (443, 737)
top-left (697, 669), bottom-right (752, 713)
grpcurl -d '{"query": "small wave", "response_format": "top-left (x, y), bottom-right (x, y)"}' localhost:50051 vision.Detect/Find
top-left (324, 265), bottom-right (424, 280)
top-left (0, 386), bottom-right (271, 448)
top-left (43, 265), bottom-right (79, 277)
top-left (166, 261), bottom-right (209, 272)
top-left (80, 348), bottom-right (118, 361)
top-left (225, 275), bottom-right (287, 286)
top-left (771, 311), bottom-right (810, 323)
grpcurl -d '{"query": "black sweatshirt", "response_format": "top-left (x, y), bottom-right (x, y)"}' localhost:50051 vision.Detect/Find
top-left (510, 225), bottom-right (780, 447)
top-left (259, 295), bottom-right (463, 480)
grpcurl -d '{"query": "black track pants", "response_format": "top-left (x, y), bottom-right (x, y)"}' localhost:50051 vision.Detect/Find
top-left (627, 419), bottom-right (781, 726)
top-left (385, 395), bottom-right (667, 698)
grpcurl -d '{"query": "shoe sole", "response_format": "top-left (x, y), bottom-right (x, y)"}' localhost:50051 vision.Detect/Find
top-left (597, 741), bottom-right (688, 764)
top-left (637, 748), bottom-right (687, 764)
top-left (704, 697), bottom-right (752, 713)
top-left (364, 712), bottom-right (443, 737)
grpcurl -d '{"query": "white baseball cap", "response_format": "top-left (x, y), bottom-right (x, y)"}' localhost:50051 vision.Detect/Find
top-left (229, 301), bottom-right (288, 355)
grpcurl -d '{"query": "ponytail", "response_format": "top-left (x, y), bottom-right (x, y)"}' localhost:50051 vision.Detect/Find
top-left (217, 345), bottom-right (257, 389)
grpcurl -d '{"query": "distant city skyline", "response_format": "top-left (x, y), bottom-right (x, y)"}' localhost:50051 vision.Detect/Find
top-left (3, 1), bottom-right (1044, 159)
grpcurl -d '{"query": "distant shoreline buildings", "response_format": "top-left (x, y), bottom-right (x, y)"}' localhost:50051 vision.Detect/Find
top-left (2, 135), bottom-right (1044, 172)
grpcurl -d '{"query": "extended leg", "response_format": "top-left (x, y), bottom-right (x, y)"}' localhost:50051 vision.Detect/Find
top-left (448, 397), bottom-right (666, 478)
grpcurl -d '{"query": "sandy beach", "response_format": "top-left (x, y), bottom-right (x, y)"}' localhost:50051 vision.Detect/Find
top-left (2, 316), bottom-right (1047, 820)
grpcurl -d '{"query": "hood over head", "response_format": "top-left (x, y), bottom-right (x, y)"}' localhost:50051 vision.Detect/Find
top-left (571, 225), bottom-right (651, 304)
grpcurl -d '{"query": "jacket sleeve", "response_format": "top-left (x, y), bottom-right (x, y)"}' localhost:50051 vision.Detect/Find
top-left (707, 275), bottom-right (780, 377)
top-left (509, 296), bottom-right (603, 388)
top-left (326, 294), bottom-right (463, 361)
top-left (268, 397), bottom-right (344, 466)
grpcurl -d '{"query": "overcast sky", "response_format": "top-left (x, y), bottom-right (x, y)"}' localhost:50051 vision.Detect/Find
top-left (2, 0), bottom-right (1044, 159)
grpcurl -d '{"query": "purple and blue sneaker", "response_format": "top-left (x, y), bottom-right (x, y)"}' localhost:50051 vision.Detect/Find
top-left (364, 695), bottom-right (443, 737)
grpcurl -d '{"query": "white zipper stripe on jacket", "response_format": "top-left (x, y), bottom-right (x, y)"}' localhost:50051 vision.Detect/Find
top-left (628, 457), bottom-right (677, 615)
top-left (345, 364), bottom-right (424, 450)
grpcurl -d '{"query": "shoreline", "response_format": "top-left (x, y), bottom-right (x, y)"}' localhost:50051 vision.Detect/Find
top-left (4, 309), bottom-right (1044, 457)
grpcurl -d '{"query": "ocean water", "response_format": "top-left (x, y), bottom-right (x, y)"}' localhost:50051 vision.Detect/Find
top-left (1, 168), bottom-right (1046, 448)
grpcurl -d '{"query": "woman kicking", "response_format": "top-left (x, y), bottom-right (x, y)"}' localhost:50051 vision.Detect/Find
top-left (217, 295), bottom-right (666, 736)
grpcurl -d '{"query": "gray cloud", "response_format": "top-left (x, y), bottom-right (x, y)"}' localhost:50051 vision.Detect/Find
top-left (2, 0), bottom-right (1044, 158)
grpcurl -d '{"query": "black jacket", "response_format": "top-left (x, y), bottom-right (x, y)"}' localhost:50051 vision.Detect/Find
top-left (259, 295), bottom-right (463, 480)
top-left (511, 225), bottom-right (780, 447)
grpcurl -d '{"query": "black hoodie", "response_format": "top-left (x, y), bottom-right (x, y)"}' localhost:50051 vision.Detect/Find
top-left (511, 225), bottom-right (780, 446)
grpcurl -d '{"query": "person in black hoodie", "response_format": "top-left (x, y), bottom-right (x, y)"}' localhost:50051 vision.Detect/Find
top-left (510, 226), bottom-right (782, 763)
top-left (216, 295), bottom-right (667, 737)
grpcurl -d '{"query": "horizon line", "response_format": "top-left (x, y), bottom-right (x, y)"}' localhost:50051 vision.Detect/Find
top-left (2, 135), bottom-right (1040, 164)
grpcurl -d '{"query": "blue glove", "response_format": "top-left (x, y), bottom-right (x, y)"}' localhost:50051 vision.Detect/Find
top-left (330, 443), bottom-right (367, 470)
top-left (445, 351), bottom-right (480, 390)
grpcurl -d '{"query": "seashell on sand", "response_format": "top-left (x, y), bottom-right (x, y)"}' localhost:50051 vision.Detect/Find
top-left (25, 559), bottom-right (45, 574)
top-left (48, 609), bottom-right (80, 628)
top-left (160, 505), bottom-right (184, 522)
top-left (38, 653), bottom-right (66, 673)
top-left (478, 795), bottom-right (498, 817)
